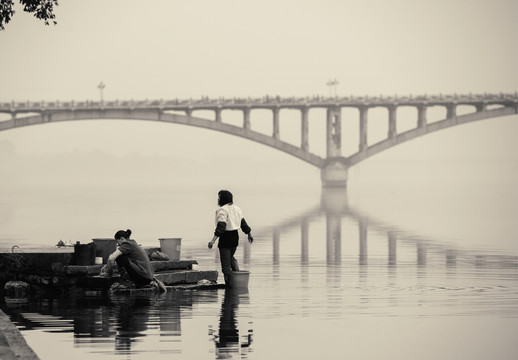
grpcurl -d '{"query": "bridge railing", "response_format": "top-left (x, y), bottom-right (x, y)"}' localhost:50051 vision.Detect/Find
top-left (1, 92), bottom-right (517, 112)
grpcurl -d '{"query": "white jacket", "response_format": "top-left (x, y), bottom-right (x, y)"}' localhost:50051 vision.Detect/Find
top-left (215, 204), bottom-right (244, 231)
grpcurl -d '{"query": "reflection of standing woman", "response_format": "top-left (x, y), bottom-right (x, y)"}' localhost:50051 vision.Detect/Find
top-left (208, 190), bottom-right (253, 288)
top-left (213, 289), bottom-right (253, 354)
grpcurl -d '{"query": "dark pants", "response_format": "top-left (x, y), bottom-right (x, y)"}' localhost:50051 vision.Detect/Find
top-left (219, 247), bottom-right (239, 286)
top-left (115, 256), bottom-right (152, 286)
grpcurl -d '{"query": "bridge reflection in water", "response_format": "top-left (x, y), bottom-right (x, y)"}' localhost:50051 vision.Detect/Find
top-left (238, 188), bottom-right (518, 272)
top-left (2, 189), bottom-right (517, 359)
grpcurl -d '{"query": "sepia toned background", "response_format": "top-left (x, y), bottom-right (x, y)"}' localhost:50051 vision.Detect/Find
top-left (0, 1), bottom-right (517, 359)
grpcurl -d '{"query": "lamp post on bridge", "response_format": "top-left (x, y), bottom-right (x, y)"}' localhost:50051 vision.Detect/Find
top-left (97, 81), bottom-right (105, 106)
top-left (326, 78), bottom-right (339, 98)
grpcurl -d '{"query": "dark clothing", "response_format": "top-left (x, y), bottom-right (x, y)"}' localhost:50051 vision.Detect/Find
top-left (218, 229), bottom-right (239, 249)
top-left (219, 246), bottom-right (239, 287)
top-left (219, 247), bottom-right (239, 275)
top-left (240, 218), bottom-right (252, 235)
top-left (116, 256), bottom-right (152, 286)
top-left (215, 219), bottom-right (251, 239)
top-left (116, 239), bottom-right (154, 286)
top-left (215, 219), bottom-right (251, 249)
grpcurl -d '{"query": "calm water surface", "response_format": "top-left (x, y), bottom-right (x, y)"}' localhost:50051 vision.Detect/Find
top-left (1, 166), bottom-right (518, 359)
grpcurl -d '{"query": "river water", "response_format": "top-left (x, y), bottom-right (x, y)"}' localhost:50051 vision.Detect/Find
top-left (0, 120), bottom-right (517, 359)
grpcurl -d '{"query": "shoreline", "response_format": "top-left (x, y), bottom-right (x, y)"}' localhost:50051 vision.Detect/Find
top-left (0, 246), bottom-right (223, 360)
top-left (0, 281), bottom-right (226, 360)
top-left (0, 308), bottom-right (39, 360)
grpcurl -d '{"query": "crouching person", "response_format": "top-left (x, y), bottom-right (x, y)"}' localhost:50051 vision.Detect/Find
top-left (101, 229), bottom-right (166, 293)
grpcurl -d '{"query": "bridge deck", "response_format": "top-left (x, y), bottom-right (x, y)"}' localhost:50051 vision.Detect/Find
top-left (1, 93), bottom-right (517, 113)
top-left (0, 93), bottom-right (516, 187)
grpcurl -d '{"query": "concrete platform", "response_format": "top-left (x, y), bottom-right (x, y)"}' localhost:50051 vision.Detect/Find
top-left (65, 259), bottom-right (197, 276)
top-left (77, 269), bottom-right (219, 290)
top-left (109, 282), bottom-right (226, 294)
top-left (1, 254), bottom-right (219, 292)
top-left (155, 269), bottom-right (218, 285)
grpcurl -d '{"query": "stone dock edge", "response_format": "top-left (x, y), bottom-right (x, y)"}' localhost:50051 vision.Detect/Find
top-left (0, 308), bottom-right (40, 360)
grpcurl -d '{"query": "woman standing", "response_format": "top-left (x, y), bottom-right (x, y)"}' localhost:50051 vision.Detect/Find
top-left (102, 229), bottom-right (166, 292)
top-left (208, 190), bottom-right (253, 288)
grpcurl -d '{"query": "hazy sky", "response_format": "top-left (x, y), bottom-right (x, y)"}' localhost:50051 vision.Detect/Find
top-left (0, 0), bottom-right (517, 167)
top-left (0, 0), bottom-right (517, 254)
top-left (2, 0), bottom-right (518, 100)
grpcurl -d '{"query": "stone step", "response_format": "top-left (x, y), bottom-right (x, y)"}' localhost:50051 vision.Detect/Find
top-left (152, 260), bottom-right (197, 272)
top-left (65, 260), bottom-right (197, 276)
top-left (77, 269), bottom-right (218, 290)
top-left (155, 270), bottom-right (218, 286)
top-left (109, 282), bottom-right (226, 295)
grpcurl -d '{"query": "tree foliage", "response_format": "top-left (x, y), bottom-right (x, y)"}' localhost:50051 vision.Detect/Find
top-left (0, 0), bottom-right (58, 30)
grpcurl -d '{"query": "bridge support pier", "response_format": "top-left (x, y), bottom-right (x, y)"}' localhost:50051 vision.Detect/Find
top-left (446, 104), bottom-right (457, 120)
top-left (243, 108), bottom-right (251, 130)
top-left (359, 106), bottom-right (368, 152)
top-left (322, 106), bottom-right (347, 187)
top-left (417, 104), bottom-right (427, 128)
top-left (320, 187), bottom-right (348, 213)
top-left (301, 107), bottom-right (309, 151)
top-left (321, 159), bottom-right (348, 188)
top-left (272, 107), bottom-right (280, 139)
top-left (388, 105), bottom-right (397, 139)
top-left (326, 107), bottom-right (342, 157)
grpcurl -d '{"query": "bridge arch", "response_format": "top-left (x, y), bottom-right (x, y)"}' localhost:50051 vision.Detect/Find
top-left (0, 109), bottom-right (326, 167)
top-left (347, 105), bottom-right (517, 167)
top-left (1, 94), bottom-right (516, 187)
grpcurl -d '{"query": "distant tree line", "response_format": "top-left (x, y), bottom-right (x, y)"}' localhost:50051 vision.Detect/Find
top-left (0, 0), bottom-right (58, 30)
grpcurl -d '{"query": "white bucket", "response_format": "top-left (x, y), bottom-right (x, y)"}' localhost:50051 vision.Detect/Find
top-left (92, 238), bottom-right (117, 264)
top-left (159, 238), bottom-right (182, 261)
top-left (232, 270), bottom-right (250, 288)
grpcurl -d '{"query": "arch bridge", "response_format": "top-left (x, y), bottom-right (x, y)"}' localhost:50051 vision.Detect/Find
top-left (1, 93), bottom-right (517, 187)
